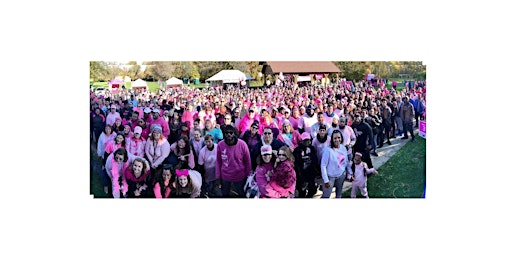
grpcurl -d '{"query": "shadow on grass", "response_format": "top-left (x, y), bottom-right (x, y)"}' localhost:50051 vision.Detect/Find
top-left (343, 136), bottom-right (426, 198)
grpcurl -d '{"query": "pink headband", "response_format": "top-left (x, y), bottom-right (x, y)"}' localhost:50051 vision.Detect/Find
top-left (355, 152), bottom-right (363, 157)
top-left (176, 169), bottom-right (189, 177)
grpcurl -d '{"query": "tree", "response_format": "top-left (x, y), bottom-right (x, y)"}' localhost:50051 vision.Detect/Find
top-left (148, 61), bottom-right (180, 81)
top-left (194, 61), bottom-right (224, 82)
top-left (90, 61), bottom-right (108, 82)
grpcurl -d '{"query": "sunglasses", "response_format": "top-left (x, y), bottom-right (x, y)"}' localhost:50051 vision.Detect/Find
top-left (263, 132), bottom-right (272, 135)
top-left (278, 154), bottom-right (286, 157)
top-left (225, 131), bottom-right (235, 135)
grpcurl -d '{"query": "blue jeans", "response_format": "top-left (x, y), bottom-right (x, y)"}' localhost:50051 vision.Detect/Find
top-left (371, 132), bottom-right (378, 152)
top-left (220, 179), bottom-right (246, 198)
top-left (321, 172), bottom-right (347, 198)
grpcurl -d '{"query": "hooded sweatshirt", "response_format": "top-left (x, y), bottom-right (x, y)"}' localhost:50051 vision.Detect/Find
top-left (216, 139), bottom-right (251, 182)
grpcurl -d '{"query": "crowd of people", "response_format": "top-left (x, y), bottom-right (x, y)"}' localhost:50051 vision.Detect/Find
top-left (90, 78), bottom-right (426, 198)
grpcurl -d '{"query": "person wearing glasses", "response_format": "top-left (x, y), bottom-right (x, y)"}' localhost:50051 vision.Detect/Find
top-left (265, 146), bottom-right (296, 198)
top-left (238, 106), bottom-right (260, 135)
top-left (105, 148), bottom-right (139, 198)
top-left (215, 125), bottom-right (252, 198)
top-left (250, 127), bottom-right (285, 170)
top-left (320, 130), bottom-right (352, 198)
top-left (240, 121), bottom-right (261, 151)
top-left (219, 113), bottom-right (235, 136)
top-left (254, 145), bottom-right (276, 198)
top-left (136, 118), bottom-right (150, 140)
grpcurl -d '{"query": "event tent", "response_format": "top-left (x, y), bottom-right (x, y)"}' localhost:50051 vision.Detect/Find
top-left (166, 77), bottom-right (183, 86)
top-left (206, 70), bottom-right (253, 84)
top-left (131, 78), bottom-right (148, 92)
top-left (108, 78), bottom-right (125, 92)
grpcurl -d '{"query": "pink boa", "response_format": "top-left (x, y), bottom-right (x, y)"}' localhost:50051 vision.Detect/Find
top-left (111, 156), bottom-right (129, 198)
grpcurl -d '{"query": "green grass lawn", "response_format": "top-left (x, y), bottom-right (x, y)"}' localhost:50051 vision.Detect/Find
top-left (343, 136), bottom-right (426, 198)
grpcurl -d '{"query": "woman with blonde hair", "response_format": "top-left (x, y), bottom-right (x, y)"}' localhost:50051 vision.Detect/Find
top-left (145, 124), bottom-right (170, 184)
top-left (276, 119), bottom-right (301, 151)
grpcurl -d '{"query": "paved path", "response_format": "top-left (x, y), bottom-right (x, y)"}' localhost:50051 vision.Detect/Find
top-left (312, 129), bottom-right (418, 198)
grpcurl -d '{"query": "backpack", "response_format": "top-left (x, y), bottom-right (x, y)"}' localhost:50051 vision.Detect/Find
top-left (244, 171), bottom-right (260, 198)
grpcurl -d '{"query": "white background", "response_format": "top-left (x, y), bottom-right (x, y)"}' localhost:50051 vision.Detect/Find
top-left (1, 1), bottom-right (511, 255)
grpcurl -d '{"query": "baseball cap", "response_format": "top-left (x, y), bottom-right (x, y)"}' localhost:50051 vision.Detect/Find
top-left (301, 132), bottom-right (311, 140)
top-left (143, 108), bottom-right (151, 113)
top-left (260, 145), bottom-right (272, 155)
top-left (134, 126), bottom-right (142, 134)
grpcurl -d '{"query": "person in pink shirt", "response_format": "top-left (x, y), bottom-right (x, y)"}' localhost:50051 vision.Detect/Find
top-left (153, 165), bottom-right (173, 198)
top-left (126, 126), bottom-right (146, 157)
top-left (197, 134), bottom-right (221, 197)
top-left (276, 119), bottom-right (301, 151)
top-left (181, 103), bottom-right (197, 130)
top-left (124, 157), bottom-right (152, 198)
top-left (106, 104), bottom-right (121, 126)
top-left (338, 116), bottom-right (357, 160)
top-left (137, 118), bottom-right (151, 140)
top-left (288, 107), bottom-right (301, 131)
top-left (145, 124), bottom-right (171, 182)
top-left (104, 133), bottom-right (126, 160)
top-left (150, 108), bottom-right (170, 138)
top-left (238, 106), bottom-right (260, 135)
top-left (350, 152), bottom-right (379, 198)
top-left (215, 125), bottom-right (252, 198)
top-left (254, 145), bottom-right (276, 198)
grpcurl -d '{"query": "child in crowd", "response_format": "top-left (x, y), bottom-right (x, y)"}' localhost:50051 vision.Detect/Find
top-left (350, 152), bottom-right (379, 198)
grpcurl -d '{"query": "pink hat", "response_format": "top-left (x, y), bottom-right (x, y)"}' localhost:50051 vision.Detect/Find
top-left (260, 145), bottom-right (272, 155)
top-left (134, 126), bottom-right (142, 134)
top-left (301, 132), bottom-right (311, 140)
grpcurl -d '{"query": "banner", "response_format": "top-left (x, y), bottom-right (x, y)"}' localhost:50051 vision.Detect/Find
top-left (419, 121), bottom-right (426, 138)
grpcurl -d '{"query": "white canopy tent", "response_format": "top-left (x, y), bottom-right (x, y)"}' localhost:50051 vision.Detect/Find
top-left (131, 78), bottom-right (148, 92)
top-left (166, 77), bottom-right (183, 86)
top-left (206, 70), bottom-right (251, 84)
top-left (132, 78), bottom-right (147, 88)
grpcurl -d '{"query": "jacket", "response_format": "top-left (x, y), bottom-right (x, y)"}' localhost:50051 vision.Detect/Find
top-left (97, 132), bottom-right (117, 158)
top-left (400, 102), bottom-right (415, 123)
top-left (265, 160), bottom-right (296, 198)
top-left (255, 162), bottom-right (274, 197)
top-left (145, 138), bottom-right (171, 168)
top-left (126, 137), bottom-right (146, 157)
